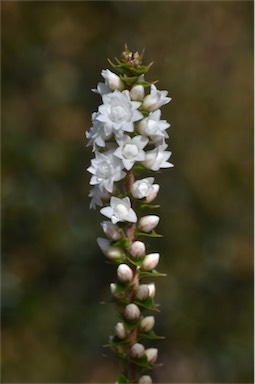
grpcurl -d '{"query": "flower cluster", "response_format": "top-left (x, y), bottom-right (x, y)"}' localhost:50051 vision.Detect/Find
top-left (87, 46), bottom-right (173, 384)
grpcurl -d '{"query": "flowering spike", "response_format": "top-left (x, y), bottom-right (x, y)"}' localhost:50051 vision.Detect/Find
top-left (87, 47), bottom-right (173, 383)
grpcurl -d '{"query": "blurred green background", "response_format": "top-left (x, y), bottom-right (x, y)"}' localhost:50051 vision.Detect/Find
top-left (1, 1), bottom-right (253, 383)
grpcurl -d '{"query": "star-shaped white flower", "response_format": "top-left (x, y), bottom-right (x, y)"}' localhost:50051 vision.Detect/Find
top-left (100, 196), bottom-right (137, 224)
top-left (114, 135), bottom-right (149, 170)
top-left (96, 90), bottom-right (143, 137)
top-left (142, 84), bottom-right (171, 112)
top-left (86, 112), bottom-right (111, 151)
top-left (138, 110), bottom-right (170, 144)
top-left (87, 150), bottom-right (126, 193)
top-left (88, 185), bottom-right (110, 209)
top-left (143, 144), bottom-right (174, 171)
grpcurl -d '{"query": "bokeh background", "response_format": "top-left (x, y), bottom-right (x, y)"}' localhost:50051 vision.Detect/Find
top-left (1, 1), bottom-right (253, 383)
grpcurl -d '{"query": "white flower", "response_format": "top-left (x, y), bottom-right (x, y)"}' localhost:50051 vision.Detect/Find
top-left (92, 82), bottom-right (111, 96)
top-left (86, 112), bottom-right (111, 151)
top-left (131, 177), bottom-right (157, 199)
top-left (97, 90), bottom-right (143, 137)
top-left (130, 85), bottom-right (144, 101)
top-left (87, 150), bottom-right (126, 193)
top-left (138, 375), bottom-right (152, 384)
top-left (143, 143), bottom-right (173, 171)
top-left (148, 283), bottom-right (156, 298)
top-left (138, 110), bottom-right (170, 143)
top-left (97, 238), bottom-right (123, 260)
top-left (101, 221), bottom-right (122, 241)
top-left (145, 348), bottom-right (158, 364)
top-left (115, 322), bottom-right (126, 339)
top-left (117, 264), bottom-right (133, 283)
top-left (124, 303), bottom-right (140, 321)
top-left (100, 196), bottom-right (137, 224)
top-left (114, 135), bottom-right (149, 170)
top-left (138, 215), bottom-right (159, 232)
top-left (140, 316), bottom-right (155, 333)
top-left (142, 84), bottom-right (171, 112)
top-left (135, 284), bottom-right (149, 301)
top-left (130, 343), bottom-right (145, 359)
top-left (101, 69), bottom-right (124, 91)
top-left (142, 253), bottom-right (160, 271)
top-left (146, 184), bottom-right (160, 203)
top-left (129, 241), bottom-right (145, 258)
top-left (88, 185), bottom-right (110, 210)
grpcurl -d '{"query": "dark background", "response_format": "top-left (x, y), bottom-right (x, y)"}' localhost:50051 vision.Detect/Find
top-left (1, 1), bottom-right (253, 383)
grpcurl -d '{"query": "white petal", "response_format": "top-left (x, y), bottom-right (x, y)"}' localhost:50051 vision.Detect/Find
top-left (100, 206), bottom-right (113, 219)
top-left (126, 209), bottom-right (137, 223)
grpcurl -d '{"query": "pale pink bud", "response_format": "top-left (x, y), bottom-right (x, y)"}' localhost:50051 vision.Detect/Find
top-left (148, 283), bottom-right (156, 298)
top-left (138, 215), bottom-right (159, 233)
top-left (130, 85), bottom-right (144, 101)
top-left (135, 284), bottom-right (150, 301)
top-left (97, 238), bottom-right (123, 260)
top-left (117, 264), bottom-right (133, 283)
top-left (146, 184), bottom-right (160, 203)
top-left (129, 241), bottom-right (146, 259)
top-left (124, 303), bottom-right (140, 321)
top-left (142, 253), bottom-right (160, 271)
top-left (130, 343), bottom-right (145, 359)
top-left (140, 316), bottom-right (155, 332)
top-left (142, 93), bottom-right (160, 112)
top-left (138, 376), bottom-right (152, 384)
top-left (101, 221), bottom-right (122, 241)
top-left (115, 322), bottom-right (126, 339)
top-left (101, 69), bottom-right (124, 91)
top-left (145, 348), bottom-right (158, 364)
top-left (110, 283), bottom-right (125, 299)
top-left (110, 283), bottom-right (117, 296)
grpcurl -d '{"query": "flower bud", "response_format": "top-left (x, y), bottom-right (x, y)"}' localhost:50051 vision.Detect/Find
top-left (140, 316), bottom-right (155, 333)
top-left (117, 264), bottom-right (133, 283)
top-left (142, 93), bottom-right (160, 112)
top-left (124, 303), bottom-right (140, 321)
top-left (101, 221), bottom-right (122, 241)
top-left (130, 85), bottom-right (144, 101)
top-left (130, 343), bottom-right (145, 359)
top-left (145, 348), bottom-right (158, 364)
top-left (138, 215), bottom-right (159, 233)
top-left (138, 376), bottom-right (152, 384)
top-left (148, 283), bottom-right (156, 298)
top-left (142, 253), bottom-right (160, 271)
top-left (135, 284), bottom-right (150, 301)
top-left (110, 283), bottom-right (125, 299)
top-left (129, 241), bottom-right (146, 259)
top-left (101, 69), bottom-right (124, 91)
top-left (115, 322), bottom-right (126, 339)
top-left (131, 177), bottom-right (154, 199)
top-left (97, 238), bottom-right (123, 260)
top-left (146, 184), bottom-right (160, 203)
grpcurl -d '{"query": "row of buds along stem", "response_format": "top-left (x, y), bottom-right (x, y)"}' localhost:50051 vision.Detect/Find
top-left (87, 45), bottom-right (173, 383)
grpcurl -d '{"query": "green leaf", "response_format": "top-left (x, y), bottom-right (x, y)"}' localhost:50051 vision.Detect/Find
top-left (117, 373), bottom-right (129, 384)
top-left (120, 74), bottom-right (138, 86)
top-left (139, 269), bottom-right (167, 278)
top-left (126, 256), bottom-right (145, 267)
top-left (138, 330), bottom-right (165, 340)
top-left (134, 296), bottom-right (159, 311)
top-left (135, 230), bottom-right (163, 238)
top-left (129, 355), bottom-right (149, 368)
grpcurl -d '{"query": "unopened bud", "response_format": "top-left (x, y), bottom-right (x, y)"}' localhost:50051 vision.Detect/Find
top-left (136, 284), bottom-right (150, 301)
top-left (138, 375), bottom-right (152, 384)
top-left (148, 283), bottom-right (156, 298)
top-left (101, 69), bottom-right (124, 91)
top-left (142, 253), bottom-right (160, 271)
top-left (146, 184), bottom-right (160, 203)
top-left (129, 241), bottom-right (146, 259)
top-left (145, 348), bottom-right (158, 364)
top-left (124, 303), bottom-right (140, 321)
top-left (130, 343), bottom-right (145, 359)
top-left (131, 177), bottom-right (154, 199)
top-left (101, 221), bottom-right (122, 241)
top-left (140, 316), bottom-right (155, 332)
top-left (142, 93), bottom-right (160, 112)
top-left (138, 215), bottom-right (159, 233)
top-left (130, 85), bottom-right (144, 101)
top-left (115, 322), bottom-right (126, 339)
top-left (110, 283), bottom-right (125, 299)
top-left (117, 264), bottom-right (133, 283)
top-left (97, 238), bottom-right (123, 260)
